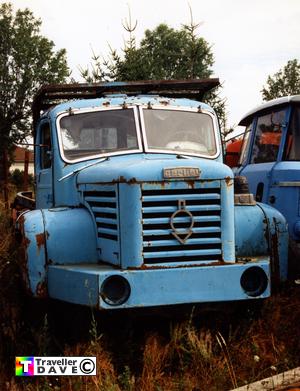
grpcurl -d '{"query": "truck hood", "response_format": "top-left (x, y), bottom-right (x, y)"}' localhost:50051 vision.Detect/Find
top-left (76, 154), bottom-right (233, 185)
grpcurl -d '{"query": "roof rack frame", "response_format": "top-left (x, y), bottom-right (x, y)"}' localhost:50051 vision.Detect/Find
top-left (32, 78), bottom-right (219, 129)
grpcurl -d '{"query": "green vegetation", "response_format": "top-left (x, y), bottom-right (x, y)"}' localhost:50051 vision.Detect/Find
top-left (262, 59), bottom-right (300, 101)
top-left (0, 201), bottom-right (299, 391)
top-left (0, 3), bottom-right (69, 180)
top-left (80, 9), bottom-right (227, 134)
top-left (10, 169), bottom-right (34, 191)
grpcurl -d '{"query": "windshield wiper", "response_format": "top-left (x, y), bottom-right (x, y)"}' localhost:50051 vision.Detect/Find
top-left (58, 157), bottom-right (108, 182)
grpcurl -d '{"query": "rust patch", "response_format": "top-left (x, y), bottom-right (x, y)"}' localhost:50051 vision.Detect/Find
top-left (159, 100), bottom-right (169, 106)
top-left (127, 177), bottom-right (138, 185)
top-left (35, 230), bottom-right (49, 252)
top-left (225, 176), bottom-right (233, 187)
top-left (23, 236), bottom-right (31, 249)
top-left (20, 239), bottom-right (30, 293)
top-left (112, 176), bottom-right (139, 184)
top-left (128, 261), bottom-right (230, 270)
top-left (36, 233), bottom-right (45, 251)
top-left (186, 180), bottom-right (195, 189)
top-left (262, 213), bottom-right (280, 291)
top-left (270, 230), bottom-right (280, 291)
top-left (17, 216), bottom-right (31, 293)
top-left (36, 281), bottom-right (48, 298)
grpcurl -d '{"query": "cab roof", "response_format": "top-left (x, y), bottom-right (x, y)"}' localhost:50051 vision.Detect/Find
top-left (48, 94), bottom-right (215, 120)
top-left (239, 95), bottom-right (300, 126)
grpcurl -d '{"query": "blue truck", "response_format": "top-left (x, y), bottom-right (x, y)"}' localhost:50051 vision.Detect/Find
top-left (15, 80), bottom-right (288, 310)
top-left (236, 95), bottom-right (300, 274)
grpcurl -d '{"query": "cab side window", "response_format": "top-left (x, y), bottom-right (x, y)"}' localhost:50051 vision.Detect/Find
top-left (250, 110), bottom-right (285, 164)
top-left (40, 122), bottom-right (52, 169)
top-left (283, 106), bottom-right (300, 161)
top-left (238, 123), bottom-right (252, 166)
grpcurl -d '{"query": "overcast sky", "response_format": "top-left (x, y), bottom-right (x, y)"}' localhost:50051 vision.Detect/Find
top-left (7, 0), bottom-right (300, 130)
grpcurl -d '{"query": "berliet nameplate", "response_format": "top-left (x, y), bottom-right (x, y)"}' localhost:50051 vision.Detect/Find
top-left (163, 167), bottom-right (201, 179)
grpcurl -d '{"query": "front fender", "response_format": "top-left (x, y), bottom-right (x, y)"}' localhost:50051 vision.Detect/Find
top-left (17, 207), bottom-right (98, 297)
top-left (234, 203), bottom-right (288, 283)
top-left (257, 203), bottom-right (288, 283)
top-left (17, 210), bottom-right (47, 297)
top-left (235, 204), bottom-right (269, 257)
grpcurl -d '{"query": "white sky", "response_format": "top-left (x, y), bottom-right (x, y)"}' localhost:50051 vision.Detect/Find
top-left (6, 0), bottom-right (300, 131)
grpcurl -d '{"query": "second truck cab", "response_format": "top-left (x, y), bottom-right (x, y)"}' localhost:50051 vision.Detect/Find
top-left (237, 95), bottom-right (300, 270)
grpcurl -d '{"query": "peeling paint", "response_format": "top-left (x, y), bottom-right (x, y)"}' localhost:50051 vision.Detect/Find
top-left (128, 260), bottom-right (231, 270)
top-left (159, 100), bottom-right (169, 105)
top-left (35, 233), bottom-right (45, 252)
top-left (36, 281), bottom-right (48, 298)
top-left (270, 230), bottom-right (280, 289)
top-left (225, 176), bottom-right (233, 187)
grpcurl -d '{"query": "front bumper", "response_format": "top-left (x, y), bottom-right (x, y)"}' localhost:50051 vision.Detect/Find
top-left (47, 259), bottom-right (270, 309)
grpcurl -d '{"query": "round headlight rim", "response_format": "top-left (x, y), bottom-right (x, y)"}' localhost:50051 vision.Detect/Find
top-left (240, 266), bottom-right (269, 297)
top-left (100, 275), bottom-right (131, 306)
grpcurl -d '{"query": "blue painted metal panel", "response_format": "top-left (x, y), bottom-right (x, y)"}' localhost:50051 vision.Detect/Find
top-left (141, 180), bottom-right (227, 265)
top-left (143, 215), bottom-right (221, 225)
top-left (18, 210), bottom-right (47, 296)
top-left (48, 264), bottom-right (101, 306)
top-left (43, 208), bottom-right (98, 265)
top-left (76, 154), bottom-right (232, 185)
top-left (143, 238), bottom-right (221, 247)
top-left (47, 260), bottom-right (270, 309)
top-left (221, 178), bottom-right (235, 262)
top-left (18, 208), bottom-right (98, 296)
top-left (257, 203), bottom-right (288, 281)
top-left (119, 183), bottom-right (143, 269)
top-left (143, 249), bottom-right (222, 259)
top-left (235, 202), bottom-right (288, 283)
top-left (143, 204), bottom-right (221, 214)
top-left (80, 184), bottom-right (120, 265)
top-left (235, 204), bottom-right (269, 257)
top-left (239, 162), bottom-right (275, 204)
top-left (144, 227), bottom-right (221, 236)
top-left (268, 162), bottom-right (300, 240)
top-left (142, 193), bottom-right (221, 202)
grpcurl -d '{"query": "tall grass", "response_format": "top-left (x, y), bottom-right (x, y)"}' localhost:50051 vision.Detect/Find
top-left (0, 200), bottom-right (300, 390)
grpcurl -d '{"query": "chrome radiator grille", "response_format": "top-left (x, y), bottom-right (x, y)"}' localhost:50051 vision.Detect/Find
top-left (142, 184), bottom-right (222, 264)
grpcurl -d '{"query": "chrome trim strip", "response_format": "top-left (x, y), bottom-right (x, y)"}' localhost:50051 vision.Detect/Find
top-left (277, 181), bottom-right (300, 187)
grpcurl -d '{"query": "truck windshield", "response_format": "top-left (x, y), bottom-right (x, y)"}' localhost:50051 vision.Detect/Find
top-left (143, 109), bottom-right (217, 157)
top-left (59, 108), bottom-right (139, 161)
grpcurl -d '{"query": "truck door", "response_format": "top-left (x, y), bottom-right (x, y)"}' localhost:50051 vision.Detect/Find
top-left (238, 108), bottom-right (287, 203)
top-left (268, 105), bottom-right (300, 241)
top-left (35, 120), bottom-right (54, 209)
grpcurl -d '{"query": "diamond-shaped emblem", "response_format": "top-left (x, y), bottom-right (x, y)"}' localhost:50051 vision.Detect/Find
top-left (170, 200), bottom-right (194, 244)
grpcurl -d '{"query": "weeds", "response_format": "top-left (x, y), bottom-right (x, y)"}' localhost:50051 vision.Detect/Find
top-left (216, 331), bottom-right (237, 389)
top-left (0, 201), bottom-right (300, 390)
